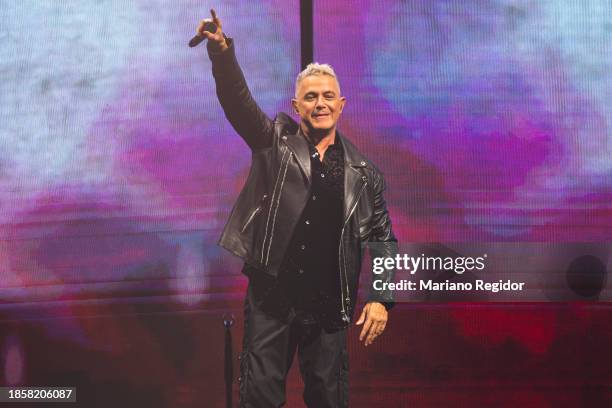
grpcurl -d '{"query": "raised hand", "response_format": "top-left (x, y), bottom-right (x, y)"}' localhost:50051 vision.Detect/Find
top-left (195, 9), bottom-right (228, 51)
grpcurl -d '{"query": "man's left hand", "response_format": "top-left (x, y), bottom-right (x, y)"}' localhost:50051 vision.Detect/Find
top-left (356, 302), bottom-right (388, 347)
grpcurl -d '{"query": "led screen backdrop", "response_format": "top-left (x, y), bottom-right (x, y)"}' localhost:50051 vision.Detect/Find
top-left (1, 0), bottom-right (611, 407)
top-left (1, 0), bottom-right (299, 311)
top-left (315, 0), bottom-right (611, 241)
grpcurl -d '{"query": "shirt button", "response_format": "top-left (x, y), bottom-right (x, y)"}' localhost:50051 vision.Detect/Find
top-left (299, 269), bottom-right (304, 274)
top-left (312, 195), bottom-right (317, 201)
top-left (320, 173), bottom-right (325, 178)
top-left (300, 244), bottom-right (306, 250)
top-left (305, 220), bottom-right (310, 225)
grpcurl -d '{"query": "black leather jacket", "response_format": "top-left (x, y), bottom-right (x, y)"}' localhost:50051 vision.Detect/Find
top-left (208, 39), bottom-right (397, 328)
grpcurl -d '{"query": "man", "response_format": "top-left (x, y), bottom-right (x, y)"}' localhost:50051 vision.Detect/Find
top-left (197, 10), bottom-right (397, 408)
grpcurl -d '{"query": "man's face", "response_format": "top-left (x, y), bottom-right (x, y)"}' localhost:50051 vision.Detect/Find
top-left (292, 75), bottom-right (346, 135)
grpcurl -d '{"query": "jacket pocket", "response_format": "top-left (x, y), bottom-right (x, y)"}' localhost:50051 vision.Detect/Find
top-left (240, 194), bottom-right (268, 233)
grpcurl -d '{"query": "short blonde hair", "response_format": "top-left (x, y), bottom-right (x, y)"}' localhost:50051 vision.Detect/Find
top-left (294, 63), bottom-right (341, 98)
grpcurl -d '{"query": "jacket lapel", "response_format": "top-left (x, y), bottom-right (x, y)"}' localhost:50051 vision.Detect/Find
top-left (277, 118), bottom-right (367, 215)
top-left (275, 113), bottom-right (311, 185)
top-left (338, 132), bottom-right (368, 223)
top-left (283, 128), bottom-right (311, 185)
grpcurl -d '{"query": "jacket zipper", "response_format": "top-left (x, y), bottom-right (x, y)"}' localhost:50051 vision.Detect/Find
top-left (240, 194), bottom-right (268, 233)
top-left (261, 147), bottom-right (292, 266)
top-left (338, 177), bottom-right (367, 324)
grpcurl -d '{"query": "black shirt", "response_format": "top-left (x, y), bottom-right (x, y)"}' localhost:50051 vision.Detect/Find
top-left (280, 133), bottom-right (345, 321)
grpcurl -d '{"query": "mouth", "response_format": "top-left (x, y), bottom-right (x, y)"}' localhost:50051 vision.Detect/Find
top-left (312, 113), bottom-right (330, 119)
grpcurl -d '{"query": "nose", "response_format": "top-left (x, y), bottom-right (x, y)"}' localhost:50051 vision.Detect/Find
top-left (315, 95), bottom-right (326, 109)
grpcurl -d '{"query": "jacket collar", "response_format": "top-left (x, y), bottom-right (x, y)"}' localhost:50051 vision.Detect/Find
top-left (276, 114), bottom-right (370, 218)
top-left (336, 130), bottom-right (369, 169)
top-left (337, 131), bottom-right (369, 223)
top-left (276, 113), bottom-right (311, 184)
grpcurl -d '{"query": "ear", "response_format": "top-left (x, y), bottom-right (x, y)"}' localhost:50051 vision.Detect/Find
top-left (291, 98), bottom-right (299, 115)
top-left (339, 96), bottom-right (346, 114)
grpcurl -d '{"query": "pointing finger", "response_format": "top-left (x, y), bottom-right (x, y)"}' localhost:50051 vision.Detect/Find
top-left (211, 8), bottom-right (221, 26)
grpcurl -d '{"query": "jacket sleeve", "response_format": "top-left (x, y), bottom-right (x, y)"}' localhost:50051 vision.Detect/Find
top-left (366, 171), bottom-right (398, 311)
top-left (207, 37), bottom-right (274, 150)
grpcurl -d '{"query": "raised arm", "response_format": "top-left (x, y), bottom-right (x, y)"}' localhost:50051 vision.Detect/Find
top-left (197, 9), bottom-right (274, 150)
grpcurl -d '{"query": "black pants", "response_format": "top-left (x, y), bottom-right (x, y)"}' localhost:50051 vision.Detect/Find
top-left (239, 280), bottom-right (349, 408)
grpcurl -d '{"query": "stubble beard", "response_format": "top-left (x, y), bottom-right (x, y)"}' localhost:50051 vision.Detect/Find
top-left (302, 120), bottom-right (335, 144)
